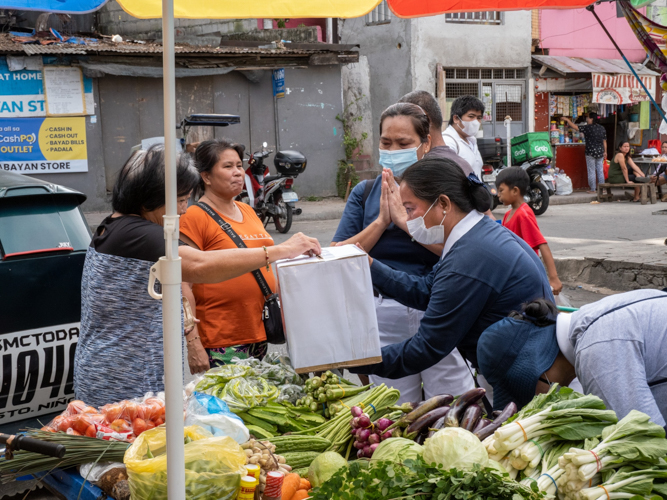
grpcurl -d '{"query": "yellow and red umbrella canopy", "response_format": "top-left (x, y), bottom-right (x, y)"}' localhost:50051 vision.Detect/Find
top-left (114, 0), bottom-right (594, 20)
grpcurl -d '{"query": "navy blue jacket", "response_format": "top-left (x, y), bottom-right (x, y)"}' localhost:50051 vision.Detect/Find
top-left (351, 216), bottom-right (554, 378)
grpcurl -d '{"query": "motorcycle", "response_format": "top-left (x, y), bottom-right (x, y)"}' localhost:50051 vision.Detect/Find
top-left (519, 156), bottom-right (555, 216)
top-left (237, 142), bottom-right (305, 233)
top-left (480, 137), bottom-right (554, 216)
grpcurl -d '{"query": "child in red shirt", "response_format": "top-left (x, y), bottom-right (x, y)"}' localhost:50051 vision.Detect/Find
top-left (496, 167), bottom-right (563, 295)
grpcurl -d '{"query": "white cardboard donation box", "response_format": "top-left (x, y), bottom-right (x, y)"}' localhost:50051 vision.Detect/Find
top-left (276, 245), bottom-right (382, 373)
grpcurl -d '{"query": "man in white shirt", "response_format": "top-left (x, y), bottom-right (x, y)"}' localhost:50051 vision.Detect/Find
top-left (443, 96), bottom-right (485, 178)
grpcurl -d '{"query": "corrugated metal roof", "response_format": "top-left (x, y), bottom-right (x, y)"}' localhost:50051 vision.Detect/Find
top-left (532, 55), bottom-right (658, 76)
top-left (0, 34), bottom-right (336, 56)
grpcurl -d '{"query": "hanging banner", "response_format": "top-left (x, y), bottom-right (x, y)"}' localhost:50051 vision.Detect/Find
top-left (592, 73), bottom-right (656, 105)
top-left (0, 117), bottom-right (88, 174)
top-left (0, 323), bottom-right (79, 423)
top-left (0, 57), bottom-right (94, 118)
top-left (272, 68), bottom-right (285, 98)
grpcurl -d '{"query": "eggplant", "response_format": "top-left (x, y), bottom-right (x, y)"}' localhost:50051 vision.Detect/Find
top-left (404, 406), bottom-right (450, 440)
top-left (427, 416), bottom-right (448, 438)
top-left (460, 405), bottom-right (482, 431)
top-left (390, 394), bottom-right (453, 429)
top-left (415, 432), bottom-right (427, 445)
top-left (493, 410), bottom-right (502, 418)
top-left (444, 388), bottom-right (486, 427)
top-left (474, 402), bottom-right (518, 441)
top-left (472, 418), bottom-right (492, 434)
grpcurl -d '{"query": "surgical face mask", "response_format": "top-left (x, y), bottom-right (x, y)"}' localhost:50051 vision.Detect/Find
top-left (406, 199), bottom-right (447, 245)
top-left (457, 116), bottom-right (481, 138)
top-left (379, 144), bottom-right (422, 176)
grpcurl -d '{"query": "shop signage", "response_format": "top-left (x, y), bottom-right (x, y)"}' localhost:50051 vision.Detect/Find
top-left (272, 68), bottom-right (285, 98)
top-left (0, 117), bottom-right (88, 174)
top-left (0, 57), bottom-right (94, 118)
top-left (0, 323), bottom-right (79, 423)
top-left (592, 73), bottom-right (655, 105)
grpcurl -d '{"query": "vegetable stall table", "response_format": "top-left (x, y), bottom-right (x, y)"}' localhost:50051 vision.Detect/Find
top-left (632, 155), bottom-right (666, 176)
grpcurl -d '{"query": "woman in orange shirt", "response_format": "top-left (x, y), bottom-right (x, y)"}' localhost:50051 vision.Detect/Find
top-left (180, 139), bottom-right (277, 368)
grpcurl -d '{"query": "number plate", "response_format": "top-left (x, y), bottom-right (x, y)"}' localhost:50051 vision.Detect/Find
top-left (483, 175), bottom-right (496, 182)
top-left (282, 191), bottom-right (298, 202)
top-left (542, 174), bottom-right (554, 181)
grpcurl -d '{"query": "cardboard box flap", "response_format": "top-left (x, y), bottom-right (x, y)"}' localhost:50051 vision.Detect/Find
top-left (276, 244), bottom-right (366, 268)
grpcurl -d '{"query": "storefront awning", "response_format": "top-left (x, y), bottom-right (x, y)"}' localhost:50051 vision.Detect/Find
top-left (532, 55), bottom-right (659, 105)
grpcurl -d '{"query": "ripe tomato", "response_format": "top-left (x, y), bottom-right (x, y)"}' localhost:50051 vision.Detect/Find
top-left (67, 400), bottom-right (87, 415)
top-left (101, 403), bottom-right (124, 423)
top-left (145, 420), bottom-right (156, 431)
top-left (132, 418), bottom-right (148, 436)
top-left (85, 424), bottom-right (97, 438)
top-left (110, 419), bottom-right (131, 433)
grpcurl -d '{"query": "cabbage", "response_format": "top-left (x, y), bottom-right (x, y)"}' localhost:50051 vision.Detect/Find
top-left (422, 428), bottom-right (488, 470)
top-left (371, 438), bottom-right (423, 463)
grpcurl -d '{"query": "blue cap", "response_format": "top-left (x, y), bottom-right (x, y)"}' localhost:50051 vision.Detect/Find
top-left (477, 317), bottom-right (559, 410)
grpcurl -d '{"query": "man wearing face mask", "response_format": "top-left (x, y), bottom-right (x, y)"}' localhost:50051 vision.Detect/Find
top-left (443, 96), bottom-right (485, 179)
top-left (332, 103), bottom-right (475, 403)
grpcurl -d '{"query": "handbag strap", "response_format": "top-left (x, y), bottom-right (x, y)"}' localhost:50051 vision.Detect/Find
top-left (196, 202), bottom-right (273, 298)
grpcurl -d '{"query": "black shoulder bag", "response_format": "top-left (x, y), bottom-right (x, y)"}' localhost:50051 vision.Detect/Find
top-left (196, 202), bottom-right (286, 345)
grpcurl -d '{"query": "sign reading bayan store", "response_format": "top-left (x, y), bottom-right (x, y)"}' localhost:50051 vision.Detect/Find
top-left (0, 117), bottom-right (88, 173)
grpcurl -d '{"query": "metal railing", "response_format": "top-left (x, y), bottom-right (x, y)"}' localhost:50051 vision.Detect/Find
top-left (366, 0), bottom-right (391, 25)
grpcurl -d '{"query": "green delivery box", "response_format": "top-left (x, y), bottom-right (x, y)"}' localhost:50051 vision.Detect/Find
top-left (510, 132), bottom-right (553, 163)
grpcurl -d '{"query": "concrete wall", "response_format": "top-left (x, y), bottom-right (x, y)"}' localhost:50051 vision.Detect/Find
top-left (339, 15), bottom-right (413, 166)
top-left (29, 66), bottom-right (342, 212)
top-left (540, 4), bottom-right (646, 61)
top-left (97, 0), bottom-right (254, 40)
top-left (411, 11), bottom-right (532, 92)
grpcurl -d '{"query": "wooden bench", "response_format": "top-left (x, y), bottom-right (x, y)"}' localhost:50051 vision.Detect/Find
top-left (597, 182), bottom-right (657, 205)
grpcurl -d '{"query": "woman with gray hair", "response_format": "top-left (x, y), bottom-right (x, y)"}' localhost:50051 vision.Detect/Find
top-left (75, 145), bottom-right (321, 406)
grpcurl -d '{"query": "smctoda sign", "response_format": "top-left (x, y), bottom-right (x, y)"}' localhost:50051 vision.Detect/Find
top-left (0, 117), bottom-right (88, 174)
top-left (0, 323), bottom-right (79, 422)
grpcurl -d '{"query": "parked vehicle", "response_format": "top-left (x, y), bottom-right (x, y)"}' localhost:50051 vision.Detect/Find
top-left (520, 156), bottom-right (554, 216)
top-left (238, 142), bottom-right (305, 234)
top-left (0, 171), bottom-right (91, 433)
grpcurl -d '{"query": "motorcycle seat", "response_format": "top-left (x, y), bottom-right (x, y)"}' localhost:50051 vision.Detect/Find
top-left (264, 175), bottom-right (282, 183)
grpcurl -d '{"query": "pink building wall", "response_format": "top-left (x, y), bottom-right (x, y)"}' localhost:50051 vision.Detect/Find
top-left (540, 4), bottom-right (647, 62)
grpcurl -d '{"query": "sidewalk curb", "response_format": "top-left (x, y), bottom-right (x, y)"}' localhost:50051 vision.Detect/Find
top-left (555, 257), bottom-right (667, 292)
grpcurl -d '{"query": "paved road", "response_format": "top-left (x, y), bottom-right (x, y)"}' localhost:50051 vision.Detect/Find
top-left (269, 201), bottom-right (667, 306)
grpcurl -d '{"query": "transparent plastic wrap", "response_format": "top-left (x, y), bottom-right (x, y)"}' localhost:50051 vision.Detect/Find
top-left (184, 392), bottom-right (249, 443)
top-left (194, 365), bottom-right (252, 394)
top-left (124, 425), bottom-right (247, 500)
top-left (276, 384), bottom-right (306, 404)
top-left (231, 355), bottom-right (303, 386)
top-left (42, 394), bottom-right (165, 442)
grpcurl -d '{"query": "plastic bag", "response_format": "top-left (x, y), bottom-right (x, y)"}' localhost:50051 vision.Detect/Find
top-left (555, 292), bottom-right (573, 308)
top-left (220, 376), bottom-right (279, 412)
top-left (43, 394), bottom-right (165, 442)
top-left (79, 462), bottom-right (125, 484)
top-left (555, 173), bottom-right (573, 195)
top-left (184, 392), bottom-right (249, 443)
top-left (194, 365), bottom-right (252, 393)
top-left (276, 384), bottom-right (306, 404)
top-left (124, 425), bottom-right (246, 500)
top-left (231, 355), bottom-right (302, 386)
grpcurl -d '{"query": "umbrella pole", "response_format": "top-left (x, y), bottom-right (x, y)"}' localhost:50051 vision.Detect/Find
top-left (161, 0), bottom-right (186, 497)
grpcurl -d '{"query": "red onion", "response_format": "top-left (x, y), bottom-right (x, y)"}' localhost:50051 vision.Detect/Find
top-left (375, 418), bottom-right (393, 431)
top-left (362, 445), bottom-right (372, 458)
top-left (351, 417), bottom-right (360, 428)
top-left (357, 448), bottom-right (365, 459)
top-left (357, 428), bottom-right (371, 442)
top-left (357, 414), bottom-right (371, 428)
top-left (350, 406), bottom-right (363, 418)
top-left (368, 433), bottom-right (380, 445)
top-left (369, 443), bottom-right (380, 454)
top-left (350, 428), bottom-right (358, 437)
top-left (381, 430), bottom-right (393, 440)
top-left (353, 440), bottom-right (365, 450)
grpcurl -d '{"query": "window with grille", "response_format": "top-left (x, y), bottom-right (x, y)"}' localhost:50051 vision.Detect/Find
top-left (445, 11), bottom-right (502, 25)
top-left (444, 68), bottom-right (525, 80)
top-left (366, 0), bottom-right (391, 25)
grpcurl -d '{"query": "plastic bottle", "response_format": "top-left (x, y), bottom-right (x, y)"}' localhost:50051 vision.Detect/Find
top-left (246, 464), bottom-right (260, 484)
top-left (262, 471), bottom-right (284, 500)
top-left (237, 476), bottom-right (258, 500)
